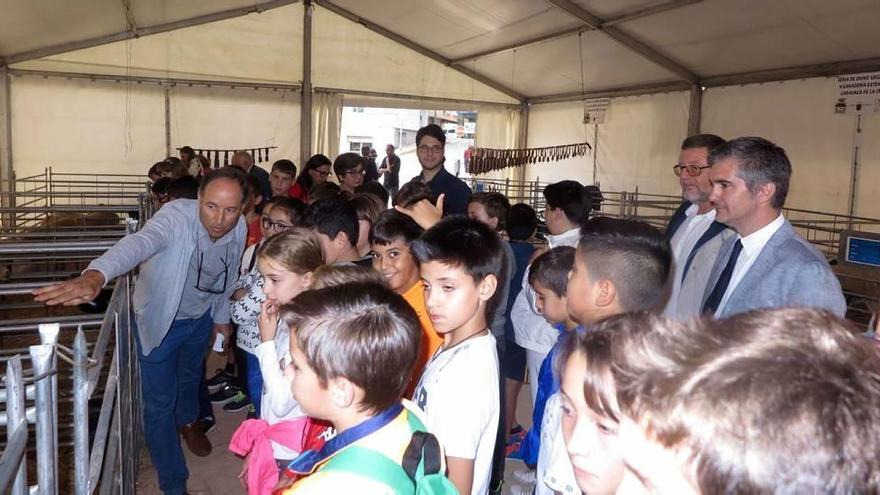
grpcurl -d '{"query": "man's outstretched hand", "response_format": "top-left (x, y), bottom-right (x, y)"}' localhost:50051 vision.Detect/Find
top-left (33, 270), bottom-right (105, 306)
top-left (394, 193), bottom-right (445, 230)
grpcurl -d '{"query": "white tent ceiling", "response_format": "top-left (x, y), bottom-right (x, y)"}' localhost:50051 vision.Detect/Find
top-left (2, 0), bottom-right (880, 103)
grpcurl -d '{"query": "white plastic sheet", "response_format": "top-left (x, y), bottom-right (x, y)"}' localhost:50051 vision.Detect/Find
top-left (702, 77), bottom-right (880, 217)
top-left (169, 85), bottom-right (301, 168)
top-left (526, 91), bottom-right (688, 194)
top-left (11, 76), bottom-right (165, 179)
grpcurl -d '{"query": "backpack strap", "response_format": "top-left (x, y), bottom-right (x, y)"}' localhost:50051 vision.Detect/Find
top-left (402, 431), bottom-right (444, 478)
top-left (319, 445), bottom-right (414, 493)
top-left (401, 404), bottom-right (445, 478)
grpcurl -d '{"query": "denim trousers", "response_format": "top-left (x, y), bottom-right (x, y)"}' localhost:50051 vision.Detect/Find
top-left (138, 311), bottom-right (213, 495)
top-left (243, 351), bottom-right (263, 417)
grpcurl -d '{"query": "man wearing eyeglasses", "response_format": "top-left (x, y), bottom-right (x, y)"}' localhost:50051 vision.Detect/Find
top-left (664, 134), bottom-right (733, 320)
top-left (34, 167), bottom-right (248, 495)
top-left (413, 123), bottom-right (471, 216)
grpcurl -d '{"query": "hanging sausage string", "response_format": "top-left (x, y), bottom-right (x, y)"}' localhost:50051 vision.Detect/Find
top-left (466, 142), bottom-right (591, 175)
top-left (175, 146), bottom-right (278, 168)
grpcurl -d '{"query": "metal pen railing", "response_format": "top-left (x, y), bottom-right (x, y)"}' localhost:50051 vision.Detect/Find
top-left (0, 272), bottom-right (140, 495)
top-left (2, 167), bottom-right (148, 232)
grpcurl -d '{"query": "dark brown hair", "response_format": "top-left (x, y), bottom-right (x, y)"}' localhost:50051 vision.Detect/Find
top-left (528, 246), bottom-right (575, 297)
top-left (609, 308), bottom-right (880, 494)
top-left (468, 192), bottom-right (510, 231)
top-left (555, 320), bottom-right (626, 423)
top-left (577, 217), bottom-right (672, 313)
top-left (282, 282), bottom-right (422, 414)
top-left (393, 180), bottom-right (435, 208)
top-left (680, 133), bottom-right (725, 153)
top-left (349, 192), bottom-right (385, 224)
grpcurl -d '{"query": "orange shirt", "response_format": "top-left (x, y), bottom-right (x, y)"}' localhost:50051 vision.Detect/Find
top-left (401, 282), bottom-right (443, 398)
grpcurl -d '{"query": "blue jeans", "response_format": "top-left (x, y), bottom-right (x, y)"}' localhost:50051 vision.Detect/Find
top-left (243, 351), bottom-right (263, 417)
top-left (138, 312), bottom-right (213, 495)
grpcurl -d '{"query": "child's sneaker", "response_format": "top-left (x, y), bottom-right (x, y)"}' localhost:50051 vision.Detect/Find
top-left (507, 424), bottom-right (526, 445)
top-left (206, 368), bottom-right (234, 393)
top-left (222, 390), bottom-right (252, 413)
top-left (209, 384), bottom-right (241, 405)
top-left (506, 440), bottom-right (525, 460)
top-left (246, 404), bottom-right (258, 419)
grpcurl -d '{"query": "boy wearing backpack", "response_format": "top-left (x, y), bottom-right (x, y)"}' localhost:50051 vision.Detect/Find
top-left (411, 217), bottom-right (504, 495)
top-left (277, 281), bottom-right (456, 494)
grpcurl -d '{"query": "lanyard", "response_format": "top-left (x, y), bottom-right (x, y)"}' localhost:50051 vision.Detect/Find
top-left (285, 403), bottom-right (404, 475)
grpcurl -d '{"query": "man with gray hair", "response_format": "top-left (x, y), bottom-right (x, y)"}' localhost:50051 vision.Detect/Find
top-left (701, 136), bottom-right (845, 318)
top-left (664, 134), bottom-right (733, 320)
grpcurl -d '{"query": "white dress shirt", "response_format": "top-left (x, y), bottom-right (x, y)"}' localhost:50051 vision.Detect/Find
top-left (665, 205), bottom-right (716, 318)
top-left (715, 214), bottom-right (785, 317)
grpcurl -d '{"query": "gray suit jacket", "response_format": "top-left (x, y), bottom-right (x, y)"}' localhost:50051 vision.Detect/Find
top-left (705, 220), bottom-right (846, 318)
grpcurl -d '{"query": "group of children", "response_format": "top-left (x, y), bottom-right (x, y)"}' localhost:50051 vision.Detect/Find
top-left (147, 151), bottom-right (880, 495)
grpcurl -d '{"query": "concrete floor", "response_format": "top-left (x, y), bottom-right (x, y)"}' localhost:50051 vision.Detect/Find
top-left (136, 354), bottom-right (536, 494)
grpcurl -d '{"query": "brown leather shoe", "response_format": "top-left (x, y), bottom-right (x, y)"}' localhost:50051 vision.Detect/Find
top-left (179, 421), bottom-right (212, 457)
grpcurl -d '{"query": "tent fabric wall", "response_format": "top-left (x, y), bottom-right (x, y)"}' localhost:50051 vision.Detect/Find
top-left (857, 113), bottom-right (880, 220)
top-left (12, 3), bottom-right (304, 85)
top-left (702, 77), bottom-right (880, 218)
top-left (11, 75), bottom-right (165, 179)
top-left (310, 5), bottom-right (517, 106)
top-left (169, 85), bottom-right (301, 168)
top-left (473, 104), bottom-right (523, 181)
top-left (311, 92), bottom-right (343, 162)
top-left (526, 92), bottom-right (689, 194)
top-left (524, 77), bottom-right (880, 219)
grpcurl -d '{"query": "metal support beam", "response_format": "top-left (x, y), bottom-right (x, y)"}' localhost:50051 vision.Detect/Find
top-left (687, 84), bottom-right (702, 136)
top-left (513, 103), bottom-right (530, 183)
top-left (450, 26), bottom-right (589, 65)
top-left (603, 0), bottom-right (705, 27)
top-left (701, 57), bottom-right (880, 87)
top-left (313, 86), bottom-right (520, 109)
top-left (450, 0), bottom-right (705, 64)
top-left (301, 1), bottom-right (313, 167)
top-left (5, 0), bottom-right (299, 64)
top-left (316, 0), bottom-right (525, 103)
top-left (527, 81), bottom-right (691, 104)
top-left (164, 86), bottom-right (171, 157)
top-left (0, 65), bottom-right (12, 232)
top-left (8, 68), bottom-right (301, 92)
top-left (545, 0), bottom-right (698, 83)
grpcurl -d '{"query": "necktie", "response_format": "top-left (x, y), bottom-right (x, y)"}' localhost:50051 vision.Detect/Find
top-left (703, 239), bottom-right (743, 314)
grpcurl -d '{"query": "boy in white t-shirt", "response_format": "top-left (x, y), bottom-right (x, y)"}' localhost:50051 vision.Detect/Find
top-left (411, 216), bottom-right (504, 495)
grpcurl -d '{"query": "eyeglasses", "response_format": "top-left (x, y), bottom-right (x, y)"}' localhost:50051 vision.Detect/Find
top-left (312, 169), bottom-right (331, 177)
top-left (418, 145), bottom-right (443, 154)
top-left (672, 164), bottom-right (711, 177)
top-left (195, 247), bottom-right (230, 294)
top-left (345, 168), bottom-right (366, 176)
top-left (261, 217), bottom-right (294, 231)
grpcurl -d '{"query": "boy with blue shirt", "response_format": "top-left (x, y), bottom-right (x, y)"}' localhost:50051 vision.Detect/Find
top-left (536, 217), bottom-right (672, 495)
top-left (518, 246), bottom-right (578, 469)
